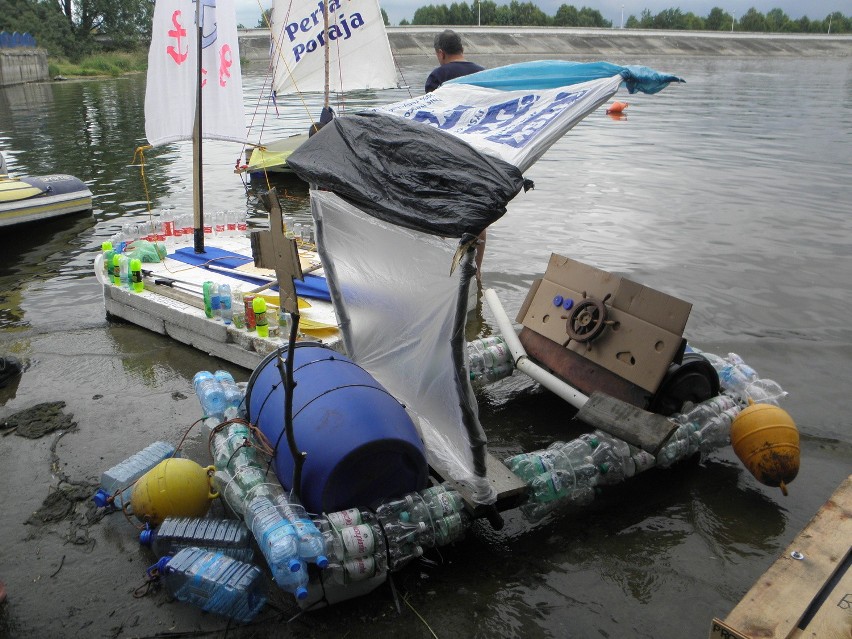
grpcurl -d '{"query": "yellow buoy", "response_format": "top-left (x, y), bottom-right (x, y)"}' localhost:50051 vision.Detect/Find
top-left (730, 401), bottom-right (799, 496)
top-left (129, 458), bottom-right (218, 525)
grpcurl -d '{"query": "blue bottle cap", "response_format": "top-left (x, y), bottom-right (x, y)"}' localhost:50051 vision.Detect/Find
top-left (316, 555), bottom-right (329, 569)
top-left (563, 298), bottom-right (574, 310)
top-left (139, 524), bottom-right (154, 546)
top-left (152, 555), bottom-right (172, 576)
top-left (92, 489), bottom-right (111, 508)
top-left (552, 295), bottom-right (564, 307)
top-left (288, 558), bottom-right (301, 573)
top-left (295, 586), bottom-right (309, 600)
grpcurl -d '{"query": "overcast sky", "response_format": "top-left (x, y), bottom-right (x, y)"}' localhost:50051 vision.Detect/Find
top-left (236, 0), bottom-right (843, 28)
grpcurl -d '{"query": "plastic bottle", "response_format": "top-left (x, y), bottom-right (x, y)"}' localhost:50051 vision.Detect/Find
top-left (655, 422), bottom-right (696, 468)
top-left (325, 508), bottom-right (376, 531)
top-left (192, 370), bottom-right (227, 419)
top-left (152, 547), bottom-right (267, 623)
top-left (202, 281), bottom-right (216, 319)
top-left (244, 294), bottom-right (256, 331)
top-left (219, 284), bottom-right (232, 325)
top-left (214, 370), bottom-right (244, 415)
top-left (528, 466), bottom-right (596, 504)
top-left (470, 362), bottom-right (514, 388)
top-left (383, 519), bottom-right (434, 548)
top-left (324, 554), bottom-right (387, 586)
top-left (130, 258), bottom-right (143, 293)
top-left (718, 353), bottom-right (759, 398)
top-left (433, 510), bottom-right (472, 546)
top-left (93, 440), bottom-right (176, 508)
top-left (744, 378), bottom-right (788, 406)
top-left (101, 241), bottom-right (114, 277)
top-left (231, 286), bottom-right (245, 329)
top-left (243, 493), bottom-right (307, 599)
top-left (590, 433), bottom-right (636, 486)
top-left (387, 543), bottom-right (423, 571)
top-left (118, 254), bottom-right (130, 288)
top-left (272, 492), bottom-right (328, 567)
top-left (278, 309), bottom-right (291, 341)
top-left (506, 434), bottom-right (600, 482)
top-left (140, 517), bottom-right (255, 563)
top-left (628, 443), bottom-right (656, 474)
top-left (253, 297), bottom-right (268, 338)
top-left (111, 253), bottom-right (121, 285)
top-left (374, 494), bottom-right (419, 522)
top-left (211, 422), bottom-right (256, 472)
top-left (323, 521), bottom-right (385, 562)
top-left (417, 488), bottom-right (464, 522)
top-left (520, 485), bottom-right (596, 522)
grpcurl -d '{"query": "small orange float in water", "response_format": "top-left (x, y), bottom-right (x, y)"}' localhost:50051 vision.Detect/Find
top-left (606, 101), bottom-right (629, 114)
top-left (730, 401), bottom-right (799, 496)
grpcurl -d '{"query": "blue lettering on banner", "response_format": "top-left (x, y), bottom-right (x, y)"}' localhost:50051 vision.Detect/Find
top-left (404, 88), bottom-right (589, 150)
top-left (284, 0), bottom-right (364, 63)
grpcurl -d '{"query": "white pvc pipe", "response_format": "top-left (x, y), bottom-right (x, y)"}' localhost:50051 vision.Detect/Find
top-left (483, 287), bottom-right (590, 410)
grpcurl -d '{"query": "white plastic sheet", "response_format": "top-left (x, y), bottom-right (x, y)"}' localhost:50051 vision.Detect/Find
top-left (310, 190), bottom-right (496, 505)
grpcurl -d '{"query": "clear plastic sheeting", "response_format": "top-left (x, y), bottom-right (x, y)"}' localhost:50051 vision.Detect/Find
top-left (311, 190), bottom-right (496, 505)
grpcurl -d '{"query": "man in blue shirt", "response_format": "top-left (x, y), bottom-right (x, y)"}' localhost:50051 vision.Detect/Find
top-left (425, 30), bottom-right (489, 279)
top-left (425, 30), bottom-right (484, 93)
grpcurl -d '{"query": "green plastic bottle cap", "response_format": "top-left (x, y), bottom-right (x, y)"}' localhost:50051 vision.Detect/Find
top-left (102, 241), bottom-right (113, 250)
top-left (252, 297), bottom-right (266, 312)
top-left (112, 254), bottom-right (120, 265)
top-left (130, 258), bottom-right (142, 270)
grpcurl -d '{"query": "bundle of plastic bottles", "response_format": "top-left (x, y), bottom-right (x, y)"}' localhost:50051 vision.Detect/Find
top-left (506, 392), bottom-right (752, 522)
top-left (691, 348), bottom-right (788, 406)
top-left (211, 425), bottom-right (326, 601)
top-left (467, 336), bottom-right (514, 388)
top-left (192, 369), bottom-right (245, 423)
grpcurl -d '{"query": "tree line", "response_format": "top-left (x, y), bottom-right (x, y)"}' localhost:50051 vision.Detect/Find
top-left (1, 0), bottom-right (848, 61)
top-left (403, 2), bottom-right (849, 33)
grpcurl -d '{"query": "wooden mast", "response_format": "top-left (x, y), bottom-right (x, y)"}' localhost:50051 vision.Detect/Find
top-left (192, 0), bottom-right (205, 254)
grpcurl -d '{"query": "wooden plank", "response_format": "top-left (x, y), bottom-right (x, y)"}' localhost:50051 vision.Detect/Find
top-left (575, 391), bottom-right (678, 455)
top-left (717, 474), bottom-right (852, 639)
top-left (430, 451), bottom-right (528, 515)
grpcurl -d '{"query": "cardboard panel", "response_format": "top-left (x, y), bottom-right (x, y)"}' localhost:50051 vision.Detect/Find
top-left (517, 255), bottom-right (691, 393)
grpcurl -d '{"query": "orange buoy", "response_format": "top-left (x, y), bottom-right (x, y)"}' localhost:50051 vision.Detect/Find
top-left (730, 401), bottom-right (799, 496)
top-left (129, 458), bottom-right (218, 525)
top-left (606, 101), bottom-right (628, 114)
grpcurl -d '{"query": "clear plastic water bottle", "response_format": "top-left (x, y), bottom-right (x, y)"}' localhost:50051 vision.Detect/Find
top-left (219, 284), bottom-right (233, 325)
top-left (211, 422), bottom-right (256, 472)
top-left (387, 543), bottom-right (423, 571)
top-left (470, 362), bottom-right (514, 388)
top-left (140, 517), bottom-right (255, 563)
top-left (433, 510), bottom-right (472, 546)
top-left (375, 494), bottom-right (420, 523)
top-left (152, 547), bottom-right (267, 623)
top-left (628, 443), bottom-right (656, 474)
top-left (520, 485), bottom-right (596, 522)
top-left (118, 254), bottom-right (130, 288)
top-left (590, 433), bottom-right (636, 486)
top-left (323, 521), bottom-right (386, 562)
top-left (383, 519), bottom-right (434, 548)
top-left (193, 370), bottom-right (227, 420)
top-left (93, 441), bottom-right (176, 508)
top-left (232, 286), bottom-right (246, 329)
top-left (325, 508), bottom-right (376, 531)
top-left (506, 434), bottom-right (600, 482)
top-left (214, 370), bottom-right (244, 416)
top-left (744, 378), bottom-right (788, 405)
top-left (528, 467), bottom-right (593, 504)
top-left (696, 407), bottom-right (740, 454)
top-left (272, 492), bottom-right (328, 568)
top-left (243, 493), bottom-right (307, 599)
top-left (655, 422), bottom-right (697, 468)
top-left (718, 353), bottom-right (759, 398)
top-left (418, 487), bottom-right (464, 522)
top-left (324, 554), bottom-right (387, 586)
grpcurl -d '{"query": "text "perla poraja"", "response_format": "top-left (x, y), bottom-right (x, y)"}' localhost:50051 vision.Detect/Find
top-left (284, 0), bottom-right (368, 62)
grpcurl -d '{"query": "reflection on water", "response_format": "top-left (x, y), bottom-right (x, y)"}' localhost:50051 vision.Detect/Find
top-left (1, 54), bottom-right (851, 637)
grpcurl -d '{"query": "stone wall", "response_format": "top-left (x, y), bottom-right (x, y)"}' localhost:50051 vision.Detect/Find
top-left (238, 26), bottom-right (852, 63)
top-left (0, 48), bottom-right (48, 87)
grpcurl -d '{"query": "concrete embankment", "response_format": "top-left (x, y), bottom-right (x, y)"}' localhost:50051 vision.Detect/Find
top-left (238, 26), bottom-right (852, 62)
top-left (0, 48), bottom-right (48, 87)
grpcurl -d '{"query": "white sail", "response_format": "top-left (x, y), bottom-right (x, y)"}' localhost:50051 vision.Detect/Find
top-left (271, 0), bottom-right (397, 95)
top-left (145, 0), bottom-right (247, 146)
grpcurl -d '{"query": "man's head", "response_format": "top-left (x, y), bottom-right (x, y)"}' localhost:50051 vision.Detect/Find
top-left (434, 29), bottom-right (464, 64)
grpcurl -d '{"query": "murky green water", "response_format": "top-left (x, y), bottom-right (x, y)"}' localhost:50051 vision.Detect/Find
top-left (1, 55), bottom-right (850, 638)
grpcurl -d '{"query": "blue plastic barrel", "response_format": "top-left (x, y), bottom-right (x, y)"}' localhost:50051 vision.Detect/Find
top-left (246, 344), bottom-right (428, 514)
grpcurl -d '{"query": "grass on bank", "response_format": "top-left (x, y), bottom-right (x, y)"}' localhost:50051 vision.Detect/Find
top-left (48, 50), bottom-right (148, 79)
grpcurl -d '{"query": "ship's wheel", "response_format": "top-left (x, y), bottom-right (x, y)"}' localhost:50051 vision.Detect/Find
top-left (565, 293), bottom-right (612, 343)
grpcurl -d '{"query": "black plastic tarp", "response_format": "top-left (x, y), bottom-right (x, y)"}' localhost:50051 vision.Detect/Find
top-left (286, 112), bottom-right (528, 238)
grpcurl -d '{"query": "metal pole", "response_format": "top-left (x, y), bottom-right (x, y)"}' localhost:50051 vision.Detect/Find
top-left (621, 5), bottom-right (624, 28)
top-left (478, 0), bottom-right (481, 27)
top-left (193, 0), bottom-right (205, 254)
top-left (731, 11), bottom-right (735, 32)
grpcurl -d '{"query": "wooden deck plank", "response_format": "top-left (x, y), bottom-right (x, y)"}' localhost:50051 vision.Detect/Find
top-left (712, 474), bottom-right (852, 639)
